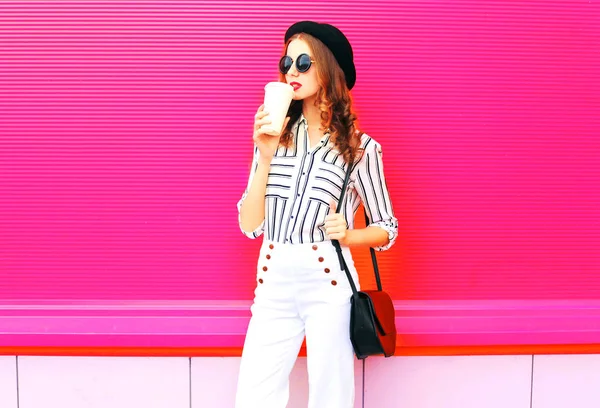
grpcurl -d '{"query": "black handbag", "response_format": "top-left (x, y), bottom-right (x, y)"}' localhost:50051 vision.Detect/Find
top-left (330, 162), bottom-right (397, 359)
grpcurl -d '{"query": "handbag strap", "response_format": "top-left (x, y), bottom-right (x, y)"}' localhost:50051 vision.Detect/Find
top-left (330, 162), bottom-right (384, 294)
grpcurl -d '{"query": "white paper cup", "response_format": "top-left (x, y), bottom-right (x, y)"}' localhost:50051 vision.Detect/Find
top-left (259, 82), bottom-right (295, 136)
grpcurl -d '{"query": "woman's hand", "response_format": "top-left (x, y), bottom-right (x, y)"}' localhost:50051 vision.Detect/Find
top-left (253, 104), bottom-right (290, 164)
top-left (324, 202), bottom-right (349, 246)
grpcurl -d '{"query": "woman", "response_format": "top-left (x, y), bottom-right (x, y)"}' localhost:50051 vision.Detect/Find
top-left (236, 21), bottom-right (398, 408)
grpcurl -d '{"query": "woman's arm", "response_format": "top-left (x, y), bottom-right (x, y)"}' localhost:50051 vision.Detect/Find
top-left (324, 137), bottom-right (398, 250)
top-left (237, 146), bottom-right (270, 238)
top-left (350, 138), bottom-right (398, 251)
top-left (237, 106), bottom-right (287, 238)
top-left (342, 224), bottom-right (390, 248)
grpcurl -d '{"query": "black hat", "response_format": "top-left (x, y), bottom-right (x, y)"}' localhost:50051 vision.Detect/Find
top-left (284, 21), bottom-right (356, 90)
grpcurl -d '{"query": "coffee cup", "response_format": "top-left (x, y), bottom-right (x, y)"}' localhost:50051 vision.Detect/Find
top-left (259, 82), bottom-right (295, 136)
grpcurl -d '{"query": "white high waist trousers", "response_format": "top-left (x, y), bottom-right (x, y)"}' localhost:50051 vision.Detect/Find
top-left (235, 240), bottom-right (360, 408)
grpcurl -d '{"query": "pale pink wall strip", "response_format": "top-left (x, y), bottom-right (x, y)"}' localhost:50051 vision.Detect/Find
top-left (1, 300), bottom-right (599, 348)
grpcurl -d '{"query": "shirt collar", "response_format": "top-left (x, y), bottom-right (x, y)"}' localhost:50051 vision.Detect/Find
top-left (298, 113), bottom-right (308, 127)
top-left (297, 113), bottom-right (333, 148)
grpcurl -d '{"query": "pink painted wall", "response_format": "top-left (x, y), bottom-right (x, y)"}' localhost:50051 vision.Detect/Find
top-left (0, 1), bottom-right (599, 349)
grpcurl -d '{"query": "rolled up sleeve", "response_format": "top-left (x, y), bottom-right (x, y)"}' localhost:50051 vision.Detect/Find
top-left (237, 145), bottom-right (265, 239)
top-left (354, 139), bottom-right (398, 251)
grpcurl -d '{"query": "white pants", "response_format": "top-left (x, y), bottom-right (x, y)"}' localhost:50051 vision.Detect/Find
top-left (235, 240), bottom-right (360, 408)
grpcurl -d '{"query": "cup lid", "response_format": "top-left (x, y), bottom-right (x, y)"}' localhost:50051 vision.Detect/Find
top-left (264, 82), bottom-right (294, 91)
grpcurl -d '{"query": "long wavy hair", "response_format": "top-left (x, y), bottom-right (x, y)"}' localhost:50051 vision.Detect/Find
top-left (278, 33), bottom-right (363, 165)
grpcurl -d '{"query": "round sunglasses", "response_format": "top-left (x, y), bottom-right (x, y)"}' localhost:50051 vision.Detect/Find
top-left (279, 53), bottom-right (316, 74)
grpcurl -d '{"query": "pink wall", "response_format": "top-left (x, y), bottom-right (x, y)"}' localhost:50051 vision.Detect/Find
top-left (0, 1), bottom-right (599, 350)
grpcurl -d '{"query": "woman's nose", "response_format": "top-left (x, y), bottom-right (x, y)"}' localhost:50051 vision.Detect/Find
top-left (287, 63), bottom-right (299, 76)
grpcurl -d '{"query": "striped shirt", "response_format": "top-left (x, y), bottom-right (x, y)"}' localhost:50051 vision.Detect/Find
top-left (237, 115), bottom-right (398, 251)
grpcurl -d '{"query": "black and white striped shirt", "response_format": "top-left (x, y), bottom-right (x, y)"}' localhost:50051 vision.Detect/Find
top-left (237, 115), bottom-right (398, 251)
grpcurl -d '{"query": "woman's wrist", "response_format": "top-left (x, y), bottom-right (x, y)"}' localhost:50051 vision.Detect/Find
top-left (342, 227), bottom-right (389, 248)
top-left (339, 229), bottom-right (353, 247)
top-left (258, 154), bottom-right (273, 167)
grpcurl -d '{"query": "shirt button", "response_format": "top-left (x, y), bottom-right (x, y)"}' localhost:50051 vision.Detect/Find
top-left (318, 257), bottom-right (324, 262)
top-left (269, 244), bottom-right (274, 249)
top-left (331, 280), bottom-right (337, 286)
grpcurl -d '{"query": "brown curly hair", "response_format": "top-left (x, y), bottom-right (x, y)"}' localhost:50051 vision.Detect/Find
top-left (278, 33), bottom-right (363, 165)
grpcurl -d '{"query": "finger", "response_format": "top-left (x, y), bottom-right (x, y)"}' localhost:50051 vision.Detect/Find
top-left (325, 222), bottom-right (339, 231)
top-left (255, 110), bottom-right (270, 120)
top-left (325, 212), bottom-right (343, 221)
top-left (324, 219), bottom-right (343, 229)
top-left (255, 118), bottom-right (272, 128)
top-left (324, 217), bottom-right (341, 226)
top-left (330, 201), bottom-right (337, 214)
top-left (329, 232), bottom-right (344, 241)
top-left (332, 225), bottom-right (345, 234)
top-left (325, 223), bottom-right (345, 234)
top-left (254, 121), bottom-right (272, 132)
